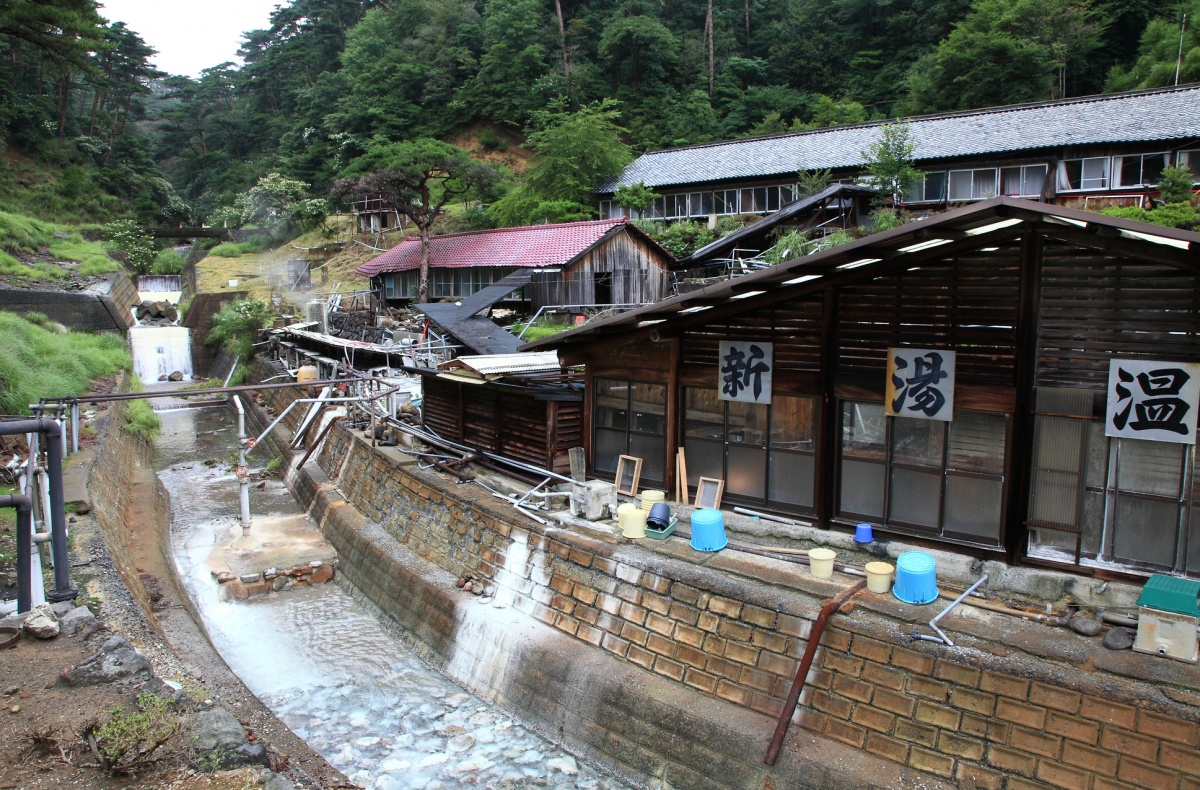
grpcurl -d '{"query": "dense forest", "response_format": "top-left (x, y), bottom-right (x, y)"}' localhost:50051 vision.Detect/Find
top-left (0, 0), bottom-right (1198, 227)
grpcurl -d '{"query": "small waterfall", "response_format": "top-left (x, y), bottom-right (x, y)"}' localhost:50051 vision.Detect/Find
top-left (128, 326), bottom-right (193, 382)
top-left (136, 275), bottom-right (183, 293)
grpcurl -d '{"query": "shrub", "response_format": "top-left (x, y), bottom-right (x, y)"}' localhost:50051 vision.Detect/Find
top-left (478, 128), bottom-right (506, 151)
top-left (207, 298), bottom-right (271, 362)
top-left (1158, 165), bottom-right (1197, 205)
top-left (208, 236), bottom-right (273, 257)
top-left (151, 249), bottom-right (185, 275)
top-left (123, 375), bottom-right (161, 441)
top-left (86, 692), bottom-right (181, 775)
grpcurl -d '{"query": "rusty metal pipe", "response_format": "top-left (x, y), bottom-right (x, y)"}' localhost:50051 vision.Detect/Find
top-left (764, 579), bottom-right (866, 766)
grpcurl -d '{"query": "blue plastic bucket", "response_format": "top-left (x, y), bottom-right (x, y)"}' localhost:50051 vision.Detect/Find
top-left (690, 508), bottom-right (727, 552)
top-left (893, 551), bottom-right (939, 605)
top-left (854, 523), bottom-right (874, 543)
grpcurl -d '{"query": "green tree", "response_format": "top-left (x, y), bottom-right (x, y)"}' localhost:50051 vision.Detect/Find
top-left (614, 181), bottom-right (659, 213)
top-left (469, 0), bottom-right (553, 125)
top-left (902, 0), bottom-right (1107, 113)
top-left (1158, 164), bottom-right (1197, 205)
top-left (862, 122), bottom-right (919, 204)
top-left (339, 139), bottom-right (500, 302)
top-left (1107, 1), bottom-right (1200, 90)
top-left (219, 173), bottom-right (328, 237)
top-left (523, 100), bottom-right (633, 206)
top-left (599, 11), bottom-right (678, 91)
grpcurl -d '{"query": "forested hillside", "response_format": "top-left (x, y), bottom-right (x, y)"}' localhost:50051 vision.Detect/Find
top-left (1, 0), bottom-right (1197, 226)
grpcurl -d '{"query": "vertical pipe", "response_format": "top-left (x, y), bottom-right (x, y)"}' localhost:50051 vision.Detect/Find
top-left (0, 495), bottom-right (33, 613)
top-left (232, 396), bottom-right (251, 534)
top-left (43, 420), bottom-right (74, 601)
top-left (71, 402), bottom-right (79, 454)
top-left (764, 580), bottom-right (865, 766)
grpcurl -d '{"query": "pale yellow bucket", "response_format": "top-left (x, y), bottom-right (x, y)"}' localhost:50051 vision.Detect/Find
top-left (809, 547), bottom-right (836, 578)
top-left (640, 490), bottom-right (666, 512)
top-left (623, 507), bottom-right (648, 539)
top-left (865, 561), bottom-right (895, 594)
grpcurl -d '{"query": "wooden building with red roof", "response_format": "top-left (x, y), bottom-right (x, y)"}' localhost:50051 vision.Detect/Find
top-left (356, 218), bottom-right (674, 311)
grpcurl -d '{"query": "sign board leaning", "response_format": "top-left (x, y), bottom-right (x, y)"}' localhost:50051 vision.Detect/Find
top-left (1105, 359), bottom-right (1200, 445)
top-left (718, 341), bottom-right (772, 404)
top-left (886, 347), bottom-right (956, 421)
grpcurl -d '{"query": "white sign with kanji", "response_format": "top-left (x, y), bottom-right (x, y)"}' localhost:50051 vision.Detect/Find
top-left (718, 341), bottom-right (773, 404)
top-left (886, 348), bottom-right (956, 421)
top-left (1105, 359), bottom-right (1200, 444)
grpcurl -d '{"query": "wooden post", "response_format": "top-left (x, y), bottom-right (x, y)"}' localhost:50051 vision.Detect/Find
top-left (1006, 231), bottom-right (1043, 564)
top-left (814, 286), bottom-right (839, 526)
top-left (665, 337), bottom-right (681, 494)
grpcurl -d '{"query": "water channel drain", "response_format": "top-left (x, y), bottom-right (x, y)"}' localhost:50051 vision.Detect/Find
top-left (156, 406), bottom-right (632, 789)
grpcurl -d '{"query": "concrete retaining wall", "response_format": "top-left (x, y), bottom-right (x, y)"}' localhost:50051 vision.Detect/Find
top-left (254, 379), bottom-right (1200, 790)
top-left (0, 271), bottom-right (137, 333)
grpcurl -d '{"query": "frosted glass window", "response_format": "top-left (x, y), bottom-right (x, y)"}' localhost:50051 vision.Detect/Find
top-left (889, 468), bottom-right (942, 528)
top-left (841, 459), bottom-right (885, 518)
top-left (944, 476), bottom-right (1004, 540)
top-left (727, 444), bottom-right (767, 500)
top-left (770, 453), bottom-right (814, 507)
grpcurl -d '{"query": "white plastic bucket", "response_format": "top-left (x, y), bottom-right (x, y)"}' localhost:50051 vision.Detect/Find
top-left (809, 547), bottom-right (836, 578)
top-left (865, 561), bottom-right (895, 594)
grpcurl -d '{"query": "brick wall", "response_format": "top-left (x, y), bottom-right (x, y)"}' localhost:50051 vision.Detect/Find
top-left (801, 627), bottom-right (1200, 789)
top-left (259, 376), bottom-right (1200, 789)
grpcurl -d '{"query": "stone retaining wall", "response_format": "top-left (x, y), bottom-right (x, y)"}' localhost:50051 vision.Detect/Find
top-left (257, 376), bottom-right (1200, 790)
top-left (87, 396), bottom-right (173, 629)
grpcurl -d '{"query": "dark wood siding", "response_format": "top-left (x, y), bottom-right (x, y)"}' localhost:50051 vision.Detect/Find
top-left (1036, 243), bottom-right (1200, 391)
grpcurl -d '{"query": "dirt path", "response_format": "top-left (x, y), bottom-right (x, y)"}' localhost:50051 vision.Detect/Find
top-left (0, 400), bottom-right (351, 789)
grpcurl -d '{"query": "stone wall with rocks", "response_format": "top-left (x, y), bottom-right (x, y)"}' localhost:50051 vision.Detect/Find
top-left (257, 378), bottom-right (1200, 790)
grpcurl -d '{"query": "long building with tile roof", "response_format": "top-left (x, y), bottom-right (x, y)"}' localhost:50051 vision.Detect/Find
top-left (596, 85), bottom-right (1200, 221)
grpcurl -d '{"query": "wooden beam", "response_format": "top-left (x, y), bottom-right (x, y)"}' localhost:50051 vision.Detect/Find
top-left (1038, 224), bottom-right (1200, 272)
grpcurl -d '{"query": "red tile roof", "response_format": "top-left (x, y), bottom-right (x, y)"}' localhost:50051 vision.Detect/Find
top-left (356, 218), bottom-right (650, 277)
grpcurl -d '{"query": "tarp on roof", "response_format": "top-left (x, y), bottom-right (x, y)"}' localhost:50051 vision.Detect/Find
top-left (599, 85), bottom-right (1200, 192)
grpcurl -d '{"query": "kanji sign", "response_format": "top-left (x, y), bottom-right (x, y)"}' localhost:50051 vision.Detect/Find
top-left (718, 341), bottom-right (773, 404)
top-left (1105, 359), bottom-right (1200, 444)
top-left (886, 348), bottom-right (956, 421)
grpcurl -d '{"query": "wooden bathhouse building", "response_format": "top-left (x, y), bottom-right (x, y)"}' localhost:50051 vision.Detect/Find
top-left (527, 198), bottom-right (1200, 580)
top-left (356, 219), bottom-right (674, 311)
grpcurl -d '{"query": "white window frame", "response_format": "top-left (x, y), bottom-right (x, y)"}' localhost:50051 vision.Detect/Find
top-left (1057, 157), bottom-right (1111, 192)
top-left (948, 168), bottom-right (999, 201)
top-left (1113, 153), bottom-right (1170, 188)
top-left (904, 171), bottom-right (947, 204)
top-left (1000, 164), bottom-right (1048, 198)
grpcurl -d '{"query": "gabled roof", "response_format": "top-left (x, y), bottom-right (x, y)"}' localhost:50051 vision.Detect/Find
top-left (523, 197), bottom-right (1200, 352)
top-left (356, 218), bottom-right (671, 277)
top-left (600, 85), bottom-right (1200, 193)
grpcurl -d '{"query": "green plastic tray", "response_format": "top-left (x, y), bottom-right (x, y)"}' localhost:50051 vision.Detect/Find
top-left (645, 517), bottom-right (678, 540)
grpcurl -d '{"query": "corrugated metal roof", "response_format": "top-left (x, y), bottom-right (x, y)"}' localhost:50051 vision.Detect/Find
top-left (600, 85), bottom-right (1200, 192)
top-left (441, 352), bottom-right (562, 376)
top-left (357, 219), bottom-right (642, 277)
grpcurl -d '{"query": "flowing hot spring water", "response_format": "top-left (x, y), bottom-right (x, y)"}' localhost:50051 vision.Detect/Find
top-left (154, 405), bottom-right (630, 790)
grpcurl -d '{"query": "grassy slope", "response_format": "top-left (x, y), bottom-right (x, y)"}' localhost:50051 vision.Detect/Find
top-left (195, 215), bottom-right (404, 304)
top-left (0, 311), bottom-right (131, 413)
top-left (0, 209), bottom-right (119, 281)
